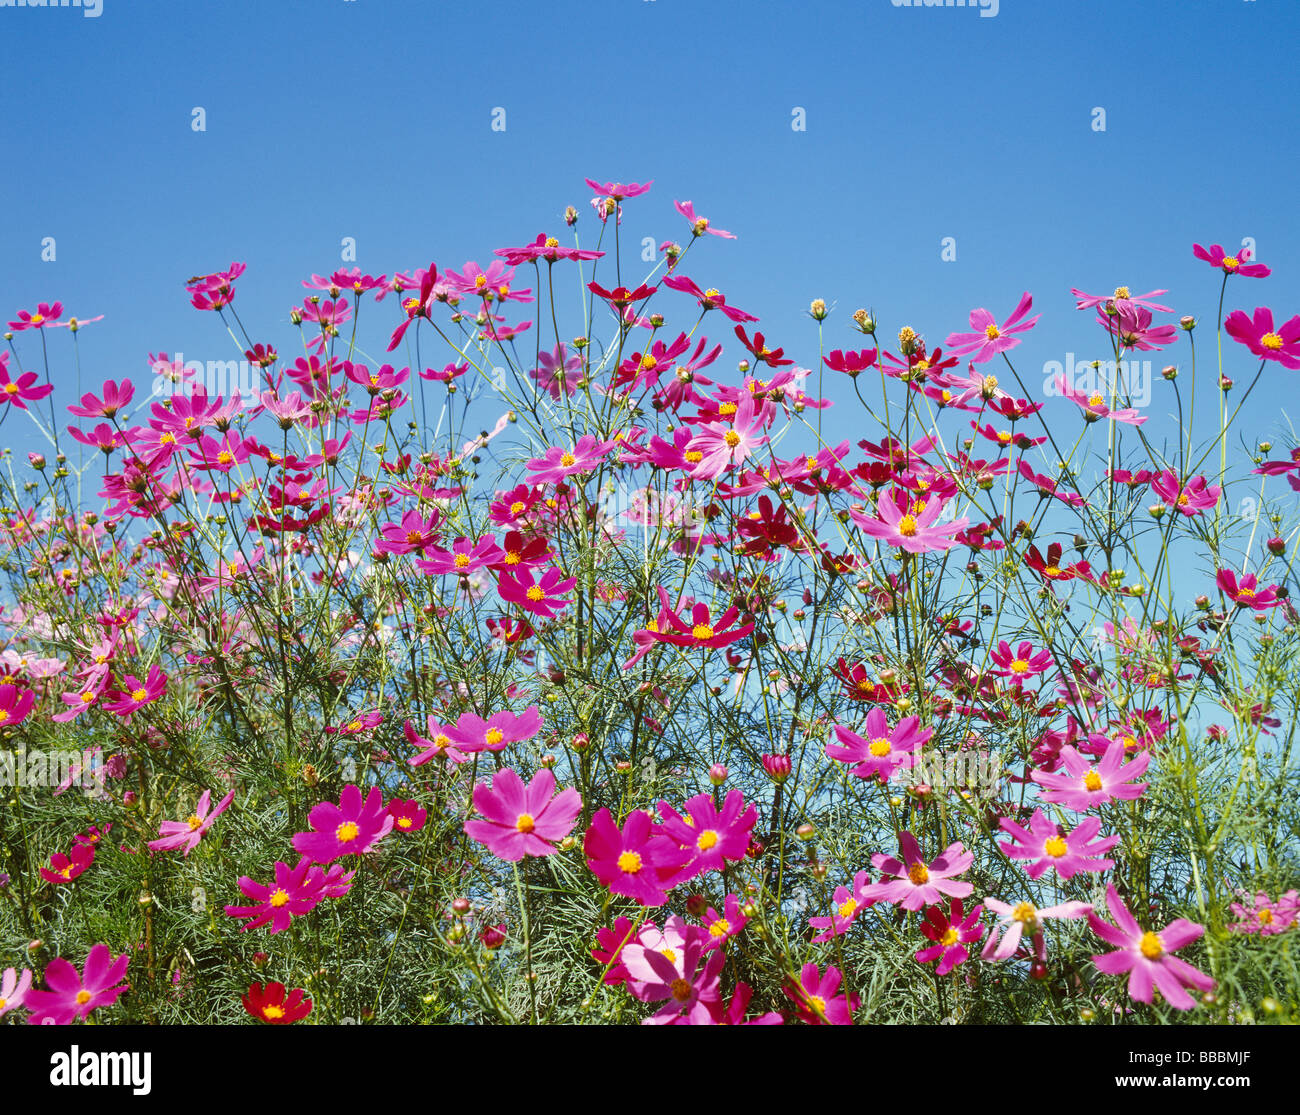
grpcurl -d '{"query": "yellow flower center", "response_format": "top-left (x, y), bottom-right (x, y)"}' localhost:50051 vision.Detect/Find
top-left (718, 402), bottom-right (738, 417)
top-left (1258, 909), bottom-right (1274, 925)
top-left (510, 500), bottom-right (525, 515)
top-left (186, 814), bottom-right (203, 831)
top-left (1139, 931), bottom-right (1163, 959)
top-left (1113, 286), bottom-right (1130, 299)
top-left (504, 551), bottom-right (520, 565)
top-left (1010, 659), bottom-right (1030, 674)
top-left (941, 927), bottom-right (960, 947)
top-left (908, 863), bottom-right (930, 885)
top-left (1222, 256), bottom-right (1239, 270)
top-left (515, 813), bottom-right (536, 834)
top-left (684, 450), bottom-right (704, 463)
top-left (269, 888), bottom-right (289, 908)
top-left (710, 919), bottom-right (730, 937)
top-left (1044, 835), bottom-right (1068, 858)
top-left (985, 324), bottom-right (1001, 340)
top-left (454, 554), bottom-right (471, 568)
top-left (704, 288), bottom-right (720, 299)
top-left (31, 313), bottom-right (45, 325)
top-left (346, 720), bottom-right (362, 733)
top-left (692, 623), bottom-right (714, 641)
top-left (474, 275), bottom-right (488, 290)
top-left (1177, 493), bottom-right (1190, 506)
top-left (1043, 566), bottom-right (1061, 577)
top-left (398, 817), bottom-right (412, 829)
top-left (807, 994), bottom-right (827, 1015)
top-left (131, 687), bottom-right (149, 702)
top-left (80, 691), bottom-right (96, 704)
top-left (75, 990), bottom-right (92, 1005)
top-left (724, 430), bottom-right (741, 448)
top-left (485, 728), bottom-right (504, 746)
top-left (1084, 770), bottom-right (1104, 791)
top-left (1087, 394), bottom-right (1104, 407)
top-left (560, 452), bottom-right (576, 467)
top-left (838, 897), bottom-right (858, 919)
top-left (262, 1004), bottom-right (285, 1020)
top-left (897, 514), bottom-right (918, 537)
top-left (544, 237), bottom-right (559, 248)
top-left (1261, 332), bottom-right (1284, 351)
top-left (336, 821), bottom-right (360, 842)
top-left (1012, 901), bottom-right (1037, 923)
top-left (617, 850), bottom-right (643, 874)
top-left (670, 977), bottom-right (692, 1002)
top-left (525, 585), bottom-right (545, 602)
top-left (869, 738), bottom-right (892, 757)
top-left (696, 830), bottom-right (719, 851)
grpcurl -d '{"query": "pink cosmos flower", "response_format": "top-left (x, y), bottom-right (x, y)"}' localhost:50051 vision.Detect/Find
top-left (497, 565), bottom-right (576, 618)
top-left (701, 895), bottom-right (750, 950)
top-left (147, 788), bottom-right (236, 856)
top-left (982, 896), bottom-right (1092, 961)
top-left (8, 302), bottom-right (63, 331)
top-left (223, 856), bottom-right (355, 933)
top-left (997, 809), bottom-right (1118, 880)
top-left (443, 705), bottom-right (543, 754)
top-left (861, 831), bottom-right (974, 911)
top-left (415, 534), bottom-right (506, 577)
top-left (584, 808), bottom-right (693, 906)
top-left (915, 898), bottom-right (985, 976)
top-left (24, 944), bottom-right (129, 1025)
top-left (656, 790), bottom-right (757, 878)
top-left (1224, 307), bottom-right (1300, 369)
top-left (674, 200), bottom-right (735, 239)
top-left (291, 784), bottom-right (393, 864)
top-left (785, 963), bottom-right (858, 1025)
top-left (684, 391), bottom-right (769, 480)
top-left (464, 767), bottom-right (582, 861)
top-left (1194, 242), bottom-right (1271, 278)
top-left (645, 585), bottom-right (754, 652)
top-left (1053, 374), bottom-right (1148, 425)
top-left (530, 343), bottom-right (583, 398)
top-left (1087, 884), bottom-right (1214, 1010)
top-left (825, 710), bottom-right (931, 783)
top-left (808, 871), bottom-right (875, 942)
top-left (592, 916), bottom-right (644, 985)
top-left (0, 967), bottom-right (32, 1019)
top-left (405, 715), bottom-right (474, 766)
top-left (661, 275), bottom-right (757, 323)
top-left (1216, 569), bottom-right (1281, 610)
top-left (526, 435), bottom-right (616, 486)
top-left (944, 292), bottom-right (1038, 364)
top-left (1031, 739), bottom-right (1150, 811)
top-left (1099, 304), bottom-right (1178, 351)
top-left (1071, 286), bottom-right (1173, 314)
top-left (623, 918), bottom-right (726, 1025)
top-left (851, 488), bottom-right (969, 554)
top-left (584, 177), bottom-right (652, 200)
top-left (0, 365), bottom-right (55, 410)
top-left (67, 378), bottom-right (135, 419)
top-left (1227, 891), bottom-right (1297, 936)
top-left (1150, 470), bottom-right (1220, 516)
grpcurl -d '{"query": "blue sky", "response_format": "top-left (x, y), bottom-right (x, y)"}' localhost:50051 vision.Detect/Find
top-left (3, 0), bottom-right (1298, 567)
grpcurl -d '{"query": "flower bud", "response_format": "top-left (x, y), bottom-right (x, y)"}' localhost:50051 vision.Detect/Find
top-left (762, 753), bottom-right (791, 783)
top-left (1179, 315), bottom-right (1196, 330)
top-left (1267, 536), bottom-right (1285, 556)
top-left (686, 893), bottom-right (708, 918)
top-left (28, 452), bottom-right (45, 470)
top-left (564, 206), bottom-right (578, 226)
top-left (253, 951), bottom-right (269, 969)
top-left (1219, 375), bottom-right (1233, 391)
top-left (451, 897), bottom-right (471, 916)
top-left (796, 823), bottom-right (815, 841)
top-left (1161, 365), bottom-right (1177, 380)
top-left (809, 298), bottom-right (828, 321)
top-left (708, 763), bottom-right (728, 786)
top-left (479, 923), bottom-right (507, 950)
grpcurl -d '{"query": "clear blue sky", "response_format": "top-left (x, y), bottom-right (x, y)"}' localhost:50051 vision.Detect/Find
top-left (3, 0), bottom-right (1298, 559)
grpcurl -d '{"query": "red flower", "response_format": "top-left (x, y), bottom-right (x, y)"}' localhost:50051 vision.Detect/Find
top-left (242, 981), bottom-right (312, 1024)
top-left (734, 325), bottom-right (793, 368)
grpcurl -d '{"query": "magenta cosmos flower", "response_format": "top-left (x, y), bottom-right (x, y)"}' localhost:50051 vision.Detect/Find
top-left (387, 798), bottom-right (427, 834)
top-left (1194, 242), bottom-right (1271, 278)
top-left (99, 663), bottom-right (168, 718)
top-left (291, 784), bottom-right (393, 864)
top-left (646, 585), bottom-right (754, 651)
top-left (0, 683), bottom-right (36, 729)
top-left (24, 944), bottom-right (129, 1025)
top-left (40, 843), bottom-right (94, 885)
top-left (530, 343), bottom-right (583, 399)
top-left (147, 788), bottom-right (236, 856)
top-left (223, 856), bottom-right (355, 933)
top-left (443, 705), bottom-right (543, 754)
top-left (405, 715), bottom-right (474, 766)
top-left (8, 301), bottom-right (63, 331)
top-left (944, 292), bottom-right (1039, 364)
top-left (684, 391), bottom-right (769, 480)
top-left (1224, 307), bottom-right (1300, 369)
top-left (497, 565), bottom-right (576, 619)
top-left (989, 640), bottom-right (1055, 680)
top-left (1227, 890), bottom-right (1297, 936)
top-left (1150, 470), bottom-right (1220, 516)
top-left (825, 710), bottom-right (931, 783)
top-left (584, 177), bottom-right (652, 200)
top-left (1088, 884), bottom-right (1214, 1010)
top-left (584, 808), bottom-right (693, 906)
top-left (674, 199), bottom-right (735, 239)
top-left (997, 809), bottom-right (1118, 880)
top-left (1031, 738), bottom-right (1150, 812)
top-left (415, 534), bottom-right (505, 577)
top-left (464, 767), bottom-right (582, 861)
top-left (851, 488), bottom-right (969, 554)
top-left (785, 963), bottom-right (859, 1025)
top-left (1216, 569), bottom-right (1281, 610)
top-left (656, 790), bottom-right (758, 878)
top-left (915, 898), bottom-right (985, 976)
top-left (861, 831), bottom-right (974, 911)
